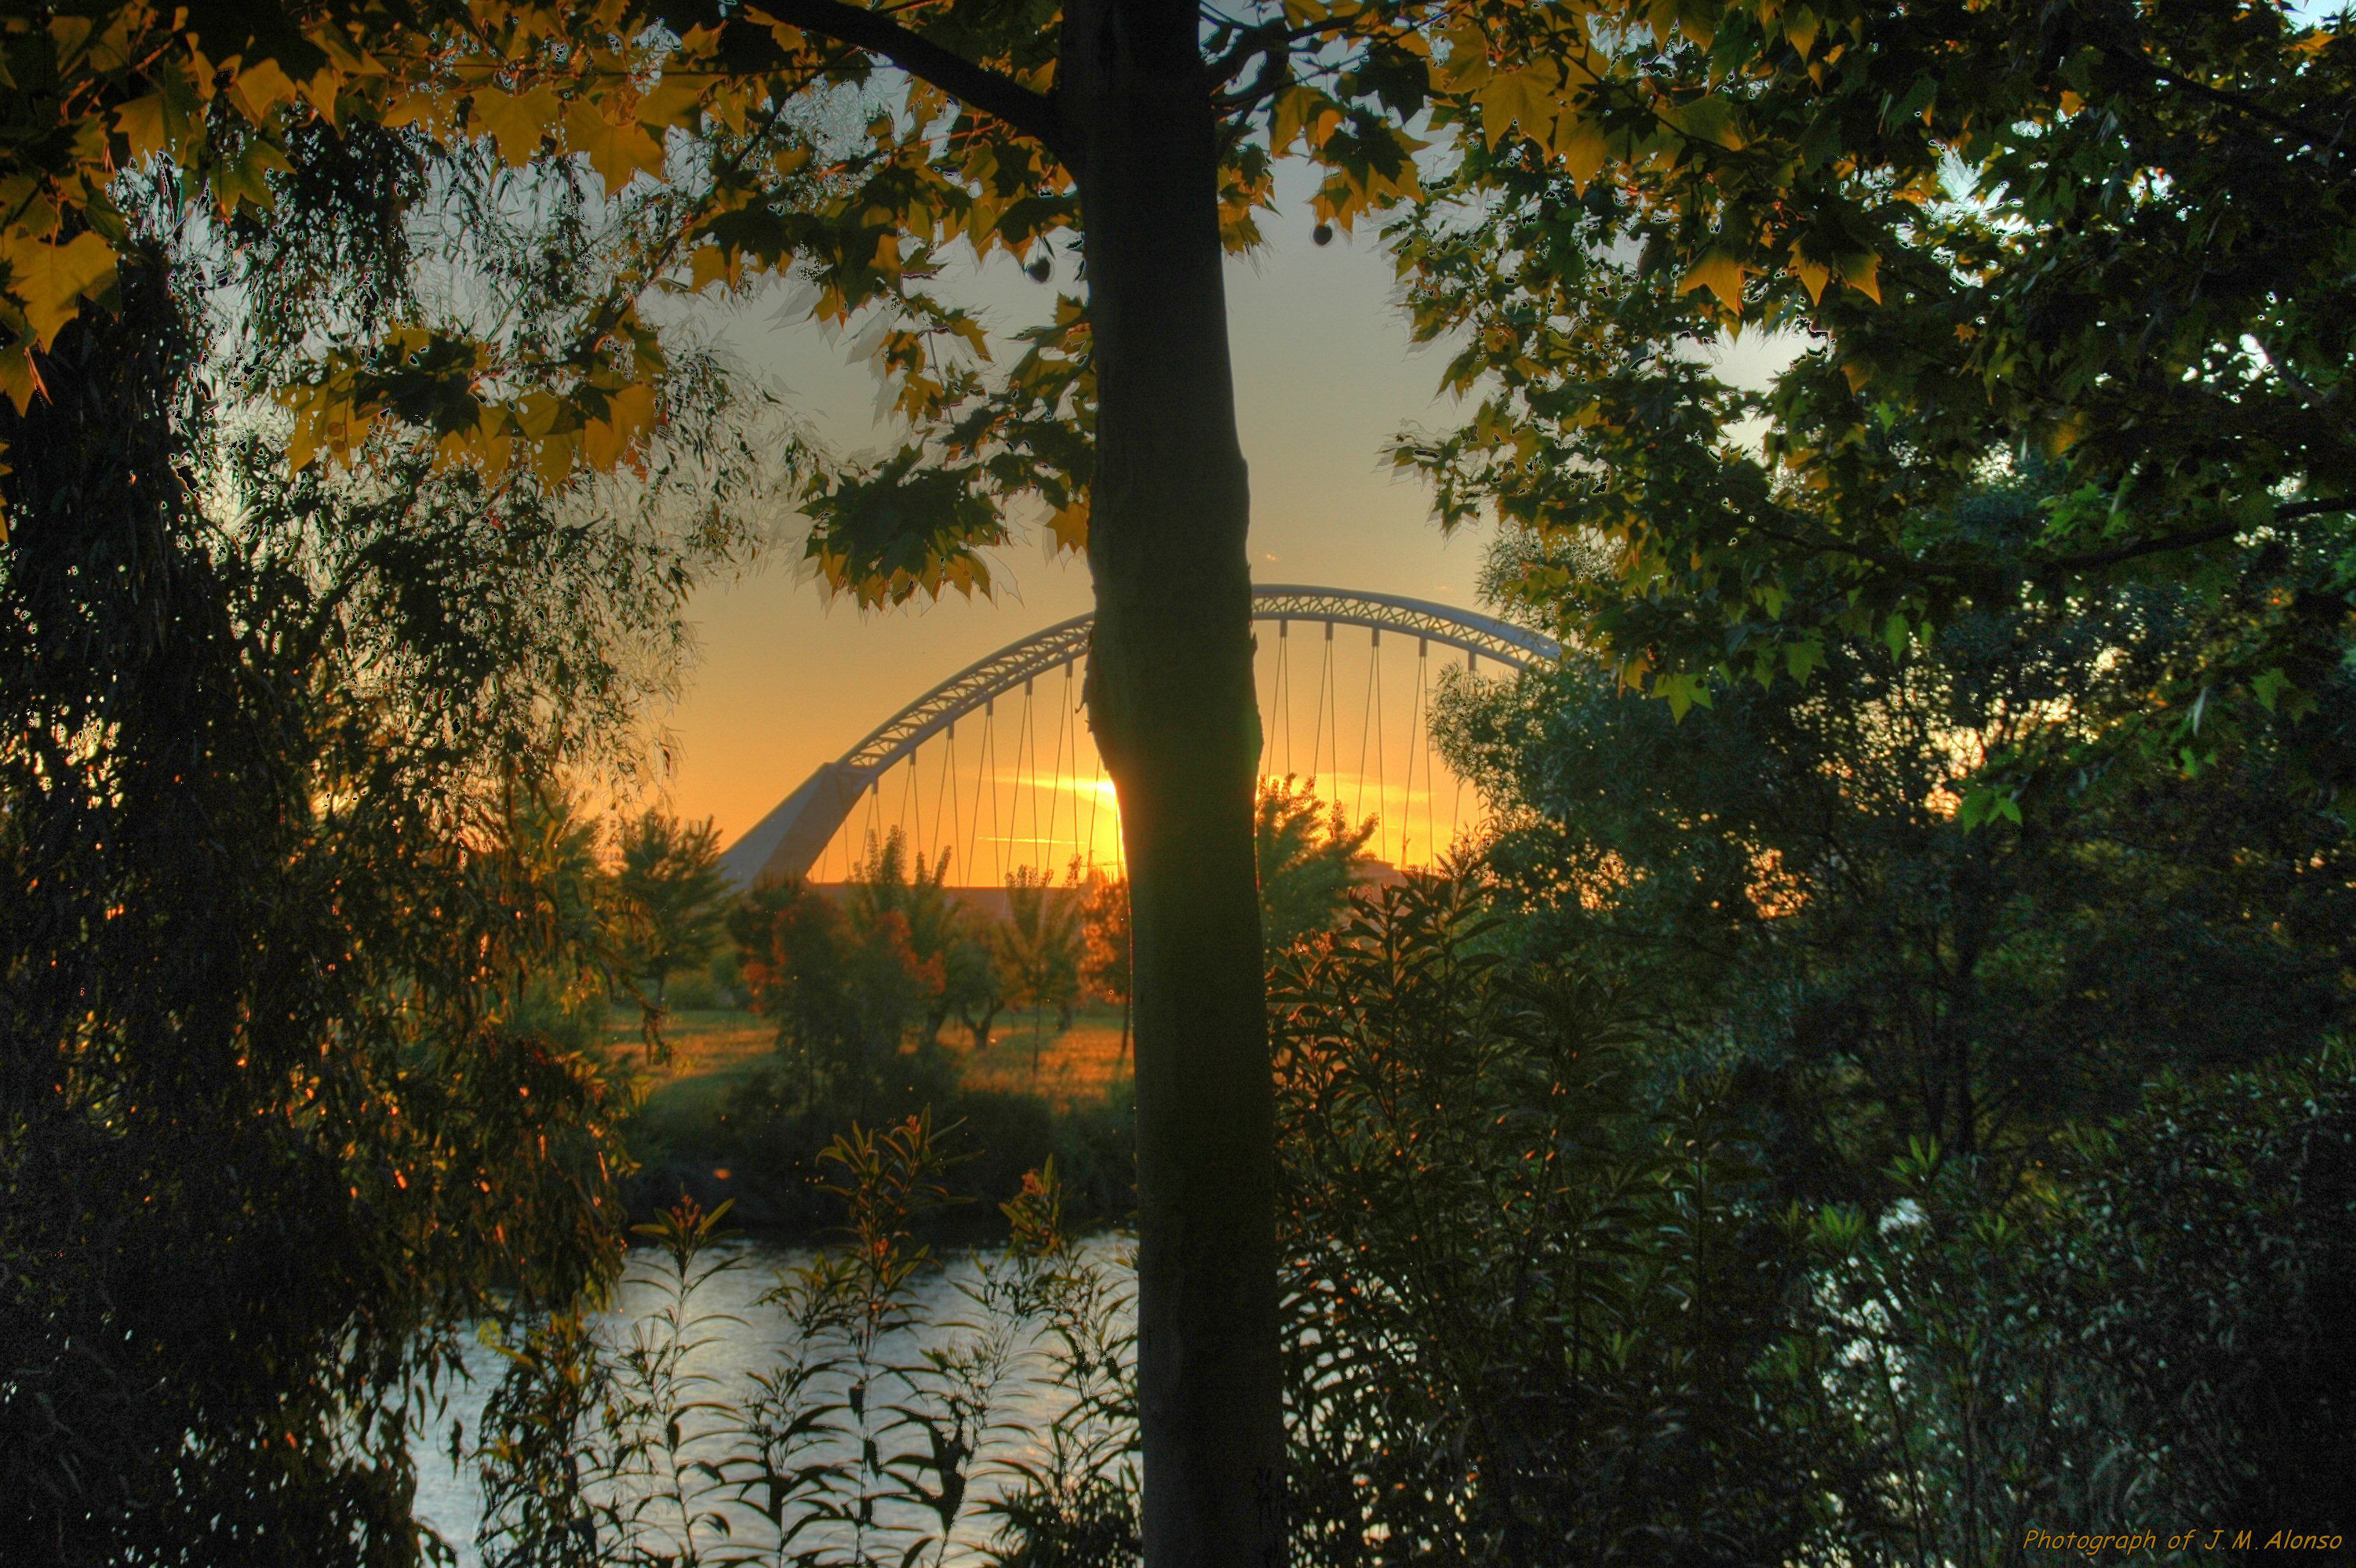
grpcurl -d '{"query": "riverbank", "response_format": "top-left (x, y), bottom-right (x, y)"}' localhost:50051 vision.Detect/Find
top-left (610, 1005), bottom-right (1137, 1241)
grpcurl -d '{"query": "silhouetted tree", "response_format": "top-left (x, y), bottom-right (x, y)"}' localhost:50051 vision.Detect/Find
top-left (614, 809), bottom-right (732, 1006)
top-left (845, 829), bottom-right (961, 1043)
top-left (1256, 777), bottom-right (1378, 960)
top-left (1001, 868), bottom-right (1085, 1083)
top-left (1080, 869), bottom-right (1134, 1068)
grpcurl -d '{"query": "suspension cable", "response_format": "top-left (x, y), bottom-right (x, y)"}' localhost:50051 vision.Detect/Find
top-left (981, 698), bottom-right (1002, 886)
top-left (1308, 620), bottom-right (1332, 788)
top-left (1019, 677), bottom-right (1040, 882)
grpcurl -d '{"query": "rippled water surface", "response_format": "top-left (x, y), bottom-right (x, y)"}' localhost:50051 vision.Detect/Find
top-left (412, 1235), bottom-right (1134, 1565)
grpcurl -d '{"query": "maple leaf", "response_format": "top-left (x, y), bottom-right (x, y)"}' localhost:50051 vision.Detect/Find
top-left (1547, 113), bottom-right (1608, 191)
top-left (1477, 64), bottom-right (1560, 150)
top-left (1046, 497), bottom-right (1089, 552)
top-left (472, 85), bottom-right (563, 167)
top-left (1678, 250), bottom-right (1748, 311)
top-left (566, 100), bottom-right (667, 192)
top-left (3, 231), bottom-right (116, 351)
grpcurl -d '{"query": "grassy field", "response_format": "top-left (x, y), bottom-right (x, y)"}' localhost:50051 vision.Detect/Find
top-left (952, 1006), bottom-right (1131, 1108)
top-left (605, 1010), bottom-right (776, 1148)
top-left (610, 1003), bottom-right (1133, 1148)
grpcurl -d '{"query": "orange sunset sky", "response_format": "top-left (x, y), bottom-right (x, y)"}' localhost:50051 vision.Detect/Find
top-left (646, 163), bottom-right (1787, 868)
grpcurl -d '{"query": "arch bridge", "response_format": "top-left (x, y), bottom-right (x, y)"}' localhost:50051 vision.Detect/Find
top-left (719, 585), bottom-right (1560, 890)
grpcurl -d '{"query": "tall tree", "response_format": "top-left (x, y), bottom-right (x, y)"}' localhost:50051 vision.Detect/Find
top-left (1000, 866), bottom-right (1087, 1079)
top-left (1080, 868), bottom-right (1134, 1065)
top-left (3, 16), bottom-right (787, 1552)
top-left (6, 2), bottom-right (1602, 1554)
top-left (845, 828), bottom-right (964, 1042)
top-left (1255, 776), bottom-right (1378, 959)
top-left (614, 809), bottom-right (733, 1006)
top-left (0, 252), bottom-right (697, 1565)
top-left (1444, 511), bottom-right (2356, 1185)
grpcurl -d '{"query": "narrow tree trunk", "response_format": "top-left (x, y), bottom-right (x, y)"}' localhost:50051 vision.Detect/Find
top-left (1065, 2), bottom-right (1284, 1561)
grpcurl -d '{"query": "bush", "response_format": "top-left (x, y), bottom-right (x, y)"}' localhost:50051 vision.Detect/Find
top-left (1273, 874), bottom-right (1824, 1563)
top-left (1775, 1043), bottom-right (2356, 1565)
top-left (708, 1072), bottom-right (1134, 1242)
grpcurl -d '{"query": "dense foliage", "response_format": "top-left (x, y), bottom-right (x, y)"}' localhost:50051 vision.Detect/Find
top-left (1395, 0), bottom-right (2356, 816)
top-left (464, 863), bottom-right (2354, 1563)
top-left (715, 843), bottom-right (1134, 1236)
top-left (1267, 876), bottom-right (2355, 1563)
top-left (1441, 515), bottom-right (2356, 1185)
top-left (10, 0), bottom-right (2353, 1558)
top-left (0, 261), bottom-right (667, 1563)
top-left (1255, 777), bottom-right (1380, 960)
top-left (1274, 878), bottom-right (1816, 1563)
top-left (2, 74), bottom-right (781, 1553)
top-left (613, 811), bottom-right (733, 1008)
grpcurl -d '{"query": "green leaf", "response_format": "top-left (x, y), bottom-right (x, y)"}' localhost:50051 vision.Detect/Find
top-left (1655, 671), bottom-right (1713, 719)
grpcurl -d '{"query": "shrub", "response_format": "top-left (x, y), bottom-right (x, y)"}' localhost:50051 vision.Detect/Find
top-left (1273, 873), bottom-right (1823, 1563)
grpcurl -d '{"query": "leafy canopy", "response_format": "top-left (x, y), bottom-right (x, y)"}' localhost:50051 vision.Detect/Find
top-left (7, 0), bottom-right (1902, 591)
top-left (1389, 0), bottom-right (2355, 804)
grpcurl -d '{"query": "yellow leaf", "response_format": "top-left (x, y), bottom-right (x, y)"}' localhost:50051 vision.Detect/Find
top-left (46, 16), bottom-right (94, 64)
top-left (606, 381), bottom-right (657, 442)
top-left (515, 390), bottom-right (564, 440)
top-left (565, 100), bottom-right (666, 192)
top-left (231, 57), bottom-right (301, 124)
top-left (114, 95), bottom-right (170, 161)
top-left (1841, 359), bottom-right (1870, 392)
top-left (472, 85), bottom-right (560, 166)
top-left (4, 231), bottom-right (116, 351)
top-left (686, 243), bottom-right (737, 291)
top-left (637, 73), bottom-right (709, 132)
top-left (0, 340), bottom-right (43, 414)
top-left (1047, 497), bottom-right (1089, 552)
top-left (1789, 243), bottom-right (1830, 304)
top-left (1547, 113), bottom-right (1608, 191)
top-left (1479, 65), bottom-right (1560, 150)
top-left (708, 79), bottom-right (752, 136)
top-left (381, 87), bottom-right (458, 137)
top-left (1837, 248), bottom-right (1881, 302)
top-left (579, 382), bottom-right (657, 471)
top-left (532, 428), bottom-right (577, 489)
top-left (299, 67), bottom-right (342, 127)
top-left (1670, 96), bottom-right (1745, 151)
top-left (470, 406), bottom-right (513, 474)
top-left (1678, 249), bottom-right (1748, 311)
top-left (1434, 23), bottom-right (1492, 91)
top-left (286, 406), bottom-right (322, 471)
top-left (1271, 85), bottom-right (1342, 155)
top-left (1784, 6), bottom-right (1818, 56)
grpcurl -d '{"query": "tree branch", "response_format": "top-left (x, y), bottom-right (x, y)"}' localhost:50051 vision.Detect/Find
top-left (2277, 494), bottom-right (2356, 523)
top-left (2091, 35), bottom-right (2347, 155)
top-left (2035, 496), bottom-right (2351, 574)
top-left (1204, 9), bottom-right (1377, 96)
top-left (2037, 518), bottom-right (2243, 573)
top-left (757, 0), bottom-right (1071, 162)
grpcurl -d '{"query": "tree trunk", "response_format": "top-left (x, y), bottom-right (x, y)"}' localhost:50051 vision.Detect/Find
top-left (1064, 2), bottom-right (1284, 1562)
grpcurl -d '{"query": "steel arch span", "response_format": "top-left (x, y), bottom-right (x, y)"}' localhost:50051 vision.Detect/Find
top-left (719, 585), bottom-right (1560, 889)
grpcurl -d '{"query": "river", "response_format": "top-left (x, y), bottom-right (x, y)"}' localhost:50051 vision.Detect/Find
top-left (411, 1233), bottom-right (1137, 1566)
